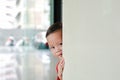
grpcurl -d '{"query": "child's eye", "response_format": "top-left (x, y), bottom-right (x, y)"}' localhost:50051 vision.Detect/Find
top-left (60, 42), bottom-right (62, 45)
top-left (50, 46), bottom-right (55, 49)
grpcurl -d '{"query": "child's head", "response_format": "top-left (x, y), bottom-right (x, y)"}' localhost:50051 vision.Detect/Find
top-left (46, 22), bottom-right (62, 59)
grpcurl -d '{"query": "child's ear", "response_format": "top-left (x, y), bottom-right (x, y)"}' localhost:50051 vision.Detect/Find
top-left (45, 42), bottom-right (49, 49)
top-left (45, 42), bottom-right (48, 46)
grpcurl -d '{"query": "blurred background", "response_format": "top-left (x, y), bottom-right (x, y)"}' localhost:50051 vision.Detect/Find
top-left (0, 0), bottom-right (62, 80)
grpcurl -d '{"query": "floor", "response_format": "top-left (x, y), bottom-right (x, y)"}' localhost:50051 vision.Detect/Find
top-left (0, 46), bottom-right (57, 80)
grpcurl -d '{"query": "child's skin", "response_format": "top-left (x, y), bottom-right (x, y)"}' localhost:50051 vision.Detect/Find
top-left (46, 29), bottom-right (65, 80)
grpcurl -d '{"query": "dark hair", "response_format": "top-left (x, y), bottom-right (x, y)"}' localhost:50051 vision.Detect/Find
top-left (46, 22), bottom-right (62, 37)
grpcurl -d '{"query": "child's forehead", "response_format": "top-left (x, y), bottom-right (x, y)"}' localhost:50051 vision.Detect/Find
top-left (50, 29), bottom-right (62, 36)
top-left (47, 31), bottom-right (62, 42)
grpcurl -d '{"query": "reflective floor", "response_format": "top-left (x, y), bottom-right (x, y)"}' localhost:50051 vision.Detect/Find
top-left (0, 46), bottom-right (57, 80)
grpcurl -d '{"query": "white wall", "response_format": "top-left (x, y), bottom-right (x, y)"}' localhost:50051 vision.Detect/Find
top-left (63, 0), bottom-right (120, 80)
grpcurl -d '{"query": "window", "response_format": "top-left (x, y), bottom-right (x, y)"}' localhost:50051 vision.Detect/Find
top-left (0, 0), bottom-right (62, 80)
top-left (0, 0), bottom-right (52, 47)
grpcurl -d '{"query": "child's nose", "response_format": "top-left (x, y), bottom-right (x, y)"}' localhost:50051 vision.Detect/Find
top-left (55, 46), bottom-right (61, 53)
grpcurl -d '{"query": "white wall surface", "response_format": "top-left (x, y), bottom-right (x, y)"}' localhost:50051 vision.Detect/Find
top-left (63, 0), bottom-right (120, 80)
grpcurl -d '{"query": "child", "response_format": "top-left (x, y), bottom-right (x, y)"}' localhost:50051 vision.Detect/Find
top-left (46, 22), bottom-right (65, 80)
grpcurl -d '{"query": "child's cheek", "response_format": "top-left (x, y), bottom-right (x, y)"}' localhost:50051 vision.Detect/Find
top-left (53, 53), bottom-right (57, 57)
